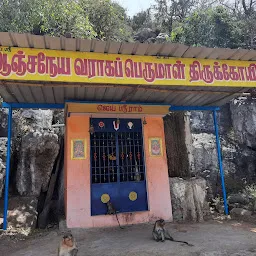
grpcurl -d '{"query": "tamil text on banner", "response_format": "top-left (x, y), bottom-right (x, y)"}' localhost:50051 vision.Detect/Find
top-left (0, 46), bottom-right (256, 87)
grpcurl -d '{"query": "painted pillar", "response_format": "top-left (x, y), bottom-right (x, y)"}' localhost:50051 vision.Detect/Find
top-left (213, 110), bottom-right (228, 215)
top-left (64, 115), bottom-right (90, 224)
top-left (3, 106), bottom-right (12, 230)
top-left (143, 117), bottom-right (172, 220)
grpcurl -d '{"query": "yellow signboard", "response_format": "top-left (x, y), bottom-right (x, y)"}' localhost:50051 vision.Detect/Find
top-left (67, 103), bottom-right (170, 115)
top-left (0, 46), bottom-right (256, 87)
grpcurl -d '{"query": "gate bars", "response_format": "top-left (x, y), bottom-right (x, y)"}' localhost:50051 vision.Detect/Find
top-left (0, 102), bottom-right (228, 230)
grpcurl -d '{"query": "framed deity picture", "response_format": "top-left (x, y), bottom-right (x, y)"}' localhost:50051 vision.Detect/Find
top-left (71, 139), bottom-right (87, 160)
top-left (149, 137), bottom-right (163, 157)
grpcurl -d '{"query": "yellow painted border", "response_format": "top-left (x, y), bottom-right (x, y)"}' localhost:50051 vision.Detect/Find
top-left (71, 139), bottom-right (87, 160)
top-left (149, 137), bottom-right (163, 157)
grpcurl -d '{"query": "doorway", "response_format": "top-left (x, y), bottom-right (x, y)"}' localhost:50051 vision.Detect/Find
top-left (90, 118), bottom-right (148, 215)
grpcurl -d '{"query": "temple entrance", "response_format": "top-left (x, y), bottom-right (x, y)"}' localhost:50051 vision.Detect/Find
top-left (90, 118), bottom-right (148, 215)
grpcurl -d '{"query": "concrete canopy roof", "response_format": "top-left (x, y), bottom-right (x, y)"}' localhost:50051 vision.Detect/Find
top-left (0, 32), bottom-right (254, 106)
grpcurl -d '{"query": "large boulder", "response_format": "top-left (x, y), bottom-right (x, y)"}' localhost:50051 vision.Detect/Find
top-left (4, 196), bottom-right (38, 230)
top-left (134, 28), bottom-right (158, 43)
top-left (21, 109), bottom-right (53, 130)
top-left (0, 108), bottom-right (44, 138)
top-left (156, 33), bottom-right (169, 43)
top-left (169, 177), bottom-right (209, 222)
top-left (190, 104), bottom-right (232, 135)
top-left (0, 108), bottom-right (8, 137)
top-left (230, 207), bottom-right (253, 222)
top-left (16, 131), bottom-right (59, 196)
top-left (52, 110), bottom-right (64, 125)
top-left (191, 132), bottom-right (256, 197)
top-left (52, 110), bottom-right (65, 136)
top-left (230, 97), bottom-right (256, 148)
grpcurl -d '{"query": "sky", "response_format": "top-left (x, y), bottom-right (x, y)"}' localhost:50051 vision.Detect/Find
top-left (116, 0), bottom-right (155, 17)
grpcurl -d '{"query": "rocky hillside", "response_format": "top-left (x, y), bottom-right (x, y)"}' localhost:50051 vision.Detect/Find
top-left (189, 96), bottom-right (256, 213)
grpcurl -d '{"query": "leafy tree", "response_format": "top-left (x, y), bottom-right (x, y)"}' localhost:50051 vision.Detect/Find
top-left (153, 0), bottom-right (199, 33)
top-left (129, 9), bottom-right (154, 32)
top-left (0, 0), bottom-right (41, 33)
top-left (38, 0), bottom-right (96, 38)
top-left (0, 0), bottom-right (132, 41)
top-left (221, 0), bottom-right (256, 48)
top-left (79, 0), bottom-right (132, 41)
top-left (171, 6), bottom-right (245, 48)
top-left (0, 0), bottom-right (255, 48)
top-left (0, 0), bottom-right (96, 38)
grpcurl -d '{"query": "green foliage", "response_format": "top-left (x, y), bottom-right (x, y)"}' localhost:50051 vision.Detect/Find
top-left (0, 0), bottom-right (96, 38)
top-left (153, 0), bottom-right (198, 33)
top-left (0, 0), bottom-right (132, 41)
top-left (0, 0), bottom-right (40, 33)
top-left (0, 0), bottom-right (255, 48)
top-left (170, 6), bottom-right (246, 48)
top-left (129, 9), bottom-right (154, 33)
top-left (152, 0), bottom-right (256, 49)
top-left (38, 0), bottom-right (96, 38)
top-left (79, 0), bottom-right (132, 41)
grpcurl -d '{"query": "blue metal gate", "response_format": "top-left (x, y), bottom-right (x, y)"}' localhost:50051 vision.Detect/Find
top-left (90, 118), bottom-right (148, 216)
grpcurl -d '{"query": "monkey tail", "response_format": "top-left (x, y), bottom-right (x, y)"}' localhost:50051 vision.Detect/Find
top-left (172, 240), bottom-right (194, 246)
top-left (115, 213), bottom-right (124, 229)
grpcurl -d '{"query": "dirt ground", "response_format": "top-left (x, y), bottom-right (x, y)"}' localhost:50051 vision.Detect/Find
top-left (1, 220), bottom-right (256, 256)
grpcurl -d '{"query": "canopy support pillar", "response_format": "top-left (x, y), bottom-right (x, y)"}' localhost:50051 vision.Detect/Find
top-left (213, 109), bottom-right (228, 215)
top-left (3, 106), bottom-right (12, 230)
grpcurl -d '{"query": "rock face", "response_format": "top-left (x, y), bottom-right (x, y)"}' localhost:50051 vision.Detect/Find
top-left (164, 113), bottom-right (190, 178)
top-left (190, 104), bottom-right (232, 135)
top-left (6, 196), bottom-right (38, 230)
top-left (0, 108), bottom-right (8, 137)
top-left (230, 97), bottom-right (256, 148)
top-left (21, 109), bottom-right (53, 130)
top-left (189, 96), bottom-right (256, 213)
top-left (156, 33), bottom-right (169, 43)
top-left (230, 207), bottom-right (252, 217)
top-left (16, 132), bottom-right (59, 196)
top-left (169, 177), bottom-right (209, 222)
top-left (134, 28), bottom-right (158, 42)
top-left (0, 138), bottom-right (7, 198)
top-left (0, 108), bottom-right (63, 230)
top-left (133, 28), bottom-right (169, 43)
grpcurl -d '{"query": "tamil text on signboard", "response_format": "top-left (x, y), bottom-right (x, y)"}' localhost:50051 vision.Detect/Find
top-left (0, 47), bottom-right (255, 87)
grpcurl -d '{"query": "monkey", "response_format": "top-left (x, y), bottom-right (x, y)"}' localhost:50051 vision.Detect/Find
top-left (152, 219), bottom-right (193, 246)
top-left (58, 233), bottom-right (78, 256)
top-left (106, 201), bottom-right (124, 229)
